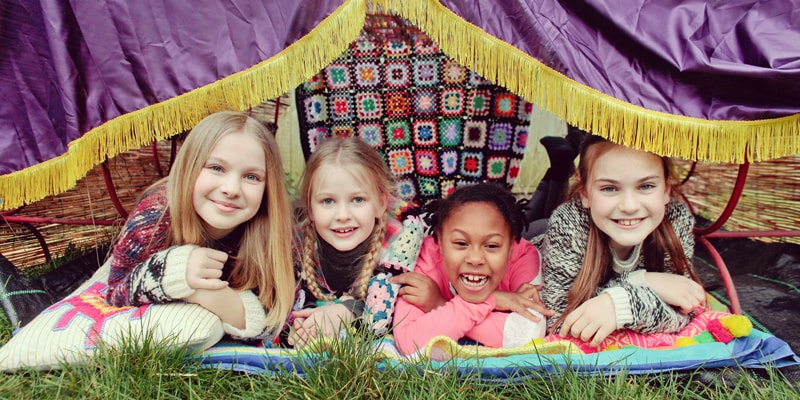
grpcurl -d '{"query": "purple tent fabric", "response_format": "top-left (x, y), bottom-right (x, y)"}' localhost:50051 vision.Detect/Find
top-left (1, 0), bottom-right (798, 204)
top-left (0, 0), bottom-right (346, 176)
top-left (441, 0), bottom-right (800, 120)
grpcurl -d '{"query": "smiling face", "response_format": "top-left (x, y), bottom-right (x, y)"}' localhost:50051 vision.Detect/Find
top-left (438, 202), bottom-right (513, 304)
top-left (192, 131), bottom-right (266, 240)
top-left (309, 165), bottom-right (387, 252)
top-left (579, 144), bottom-right (670, 259)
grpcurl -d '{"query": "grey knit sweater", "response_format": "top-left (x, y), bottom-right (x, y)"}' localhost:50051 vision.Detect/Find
top-left (533, 198), bottom-right (696, 334)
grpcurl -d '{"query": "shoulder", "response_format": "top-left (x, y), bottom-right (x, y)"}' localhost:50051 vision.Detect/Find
top-left (666, 199), bottom-right (694, 225)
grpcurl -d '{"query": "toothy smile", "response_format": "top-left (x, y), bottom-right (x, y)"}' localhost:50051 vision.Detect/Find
top-left (460, 273), bottom-right (489, 287)
top-left (332, 227), bottom-right (356, 233)
top-left (615, 218), bottom-right (642, 226)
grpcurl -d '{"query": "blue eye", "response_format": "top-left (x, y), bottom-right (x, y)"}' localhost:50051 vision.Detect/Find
top-left (353, 197), bottom-right (366, 204)
top-left (640, 183), bottom-right (656, 191)
top-left (600, 186), bottom-right (617, 193)
top-left (321, 198), bottom-right (334, 205)
top-left (208, 165), bottom-right (223, 173)
top-left (244, 173), bottom-right (261, 182)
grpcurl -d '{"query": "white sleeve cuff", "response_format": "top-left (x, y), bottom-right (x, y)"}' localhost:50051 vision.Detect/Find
top-left (502, 309), bottom-right (547, 348)
top-left (626, 270), bottom-right (650, 287)
top-left (601, 287), bottom-right (633, 329)
top-left (162, 244), bottom-right (198, 299)
top-left (221, 290), bottom-right (269, 339)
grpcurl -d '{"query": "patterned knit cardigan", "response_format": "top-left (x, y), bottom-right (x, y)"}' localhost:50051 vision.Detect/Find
top-left (533, 198), bottom-right (696, 334)
top-left (106, 182), bottom-right (276, 341)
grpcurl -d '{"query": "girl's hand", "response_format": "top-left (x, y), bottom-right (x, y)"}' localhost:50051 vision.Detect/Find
top-left (287, 304), bottom-right (354, 347)
top-left (493, 283), bottom-right (554, 322)
top-left (644, 272), bottom-right (706, 314)
top-left (392, 272), bottom-right (445, 312)
top-left (559, 293), bottom-right (616, 347)
top-left (186, 248), bottom-right (229, 290)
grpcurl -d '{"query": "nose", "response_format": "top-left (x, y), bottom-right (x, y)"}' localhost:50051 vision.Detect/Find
top-left (220, 175), bottom-right (241, 197)
top-left (618, 190), bottom-right (638, 213)
top-left (334, 202), bottom-right (351, 221)
top-left (465, 246), bottom-right (485, 266)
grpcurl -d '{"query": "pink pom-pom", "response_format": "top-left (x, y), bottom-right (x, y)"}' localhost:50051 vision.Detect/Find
top-left (707, 319), bottom-right (734, 343)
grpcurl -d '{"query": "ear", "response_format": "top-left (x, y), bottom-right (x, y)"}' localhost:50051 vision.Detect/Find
top-left (378, 193), bottom-right (390, 215)
top-left (579, 188), bottom-right (590, 208)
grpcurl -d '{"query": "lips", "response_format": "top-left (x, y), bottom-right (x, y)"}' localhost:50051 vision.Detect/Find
top-left (213, 200), bottom-right (240, 211)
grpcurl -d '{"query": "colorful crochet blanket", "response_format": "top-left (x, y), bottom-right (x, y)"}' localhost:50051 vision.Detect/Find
top-left (295, 15), bottom-right (533, 207)
top-left (194, 310), bottom-right (800, 378)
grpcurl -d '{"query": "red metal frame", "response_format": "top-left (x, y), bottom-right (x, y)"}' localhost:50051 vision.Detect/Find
top-left (685, 162), bottom-right (800, 315)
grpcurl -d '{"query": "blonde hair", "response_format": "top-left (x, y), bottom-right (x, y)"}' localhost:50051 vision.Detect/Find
top-left (297, 137), bottom-right (394, 300)
top-left (552, 135), bottom-right (696, 333)
top-left (165, 110), bottom-right (295, 330)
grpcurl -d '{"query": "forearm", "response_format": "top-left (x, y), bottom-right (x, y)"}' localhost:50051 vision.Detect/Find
top-left (393, 295), bottom-right (494, 355)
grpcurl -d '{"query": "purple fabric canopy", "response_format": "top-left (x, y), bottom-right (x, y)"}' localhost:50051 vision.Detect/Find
top-left (0, 0), bottom-right (344, 176)
top-left (1, 0), bottom-right (798, 208)
top-left (444, 0), bottom-right (800, 120)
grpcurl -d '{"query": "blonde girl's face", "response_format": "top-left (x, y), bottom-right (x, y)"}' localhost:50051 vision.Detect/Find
top-left (580, 144), bottom-right (670, 259)
top-left (192, 131), bottom-right (266, 240)
top-left (439, 202), bottom-right (513, 304)
top-left (309, 166), bottom-right (387, 252)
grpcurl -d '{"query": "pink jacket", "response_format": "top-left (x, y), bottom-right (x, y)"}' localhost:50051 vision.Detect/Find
top-left (393, 236), bottom-right (541, 355)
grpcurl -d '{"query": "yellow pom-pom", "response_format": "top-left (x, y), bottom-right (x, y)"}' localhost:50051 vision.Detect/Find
top-left (674, 337), bottom-right (699, 347)
top-left (527, 338), bottom-right (545, 347)
top-left (602, 344), bottom-right (621, 352)
top-left (721, 314), bottom-right (753, 337)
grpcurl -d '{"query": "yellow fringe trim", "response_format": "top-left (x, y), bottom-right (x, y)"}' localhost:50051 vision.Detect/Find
top-left (2, 0), bottom-right (799, 210)
top-left (0, 0), bottom-right (366, 211)
top-left (377, 0), bottom-right (800, 163)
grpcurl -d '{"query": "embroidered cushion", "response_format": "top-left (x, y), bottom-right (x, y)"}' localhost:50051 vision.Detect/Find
top-left (0, 260), bottom-right (223, 371)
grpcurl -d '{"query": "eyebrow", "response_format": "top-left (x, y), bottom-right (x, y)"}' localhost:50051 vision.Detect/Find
top-left (593, 175), bottom-right (661, 184)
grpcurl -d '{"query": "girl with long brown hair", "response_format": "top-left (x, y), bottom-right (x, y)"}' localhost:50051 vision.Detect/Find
top-left (536, 135), bottom-right (705, 347)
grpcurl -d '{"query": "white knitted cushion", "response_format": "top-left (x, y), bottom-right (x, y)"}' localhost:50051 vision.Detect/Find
top-left (0, 259), bottom-right (223, 371)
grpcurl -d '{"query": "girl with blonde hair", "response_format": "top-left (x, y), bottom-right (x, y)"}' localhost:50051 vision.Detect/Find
top-left (107, 110), bottom-right (295, 341)
top-left (288, 136), bottom-right (422, 347)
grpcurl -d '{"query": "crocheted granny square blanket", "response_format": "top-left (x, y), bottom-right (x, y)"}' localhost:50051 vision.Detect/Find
top-left (295, 15), bottom-right (533, 207)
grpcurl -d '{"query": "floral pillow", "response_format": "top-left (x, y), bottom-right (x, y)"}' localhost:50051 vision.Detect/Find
top-left (0, 260), bottom-right (224, 371)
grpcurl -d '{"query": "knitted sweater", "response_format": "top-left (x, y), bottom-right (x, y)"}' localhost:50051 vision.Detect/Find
top-left (534, 198), bottom-right (696, 334)
top-left (393, 236), bottom-right (542, 355)
top-left (106, 182), bottom-right (276, 341)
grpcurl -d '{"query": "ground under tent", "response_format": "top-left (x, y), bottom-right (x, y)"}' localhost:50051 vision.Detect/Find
top-left (1, 0), bottom-right (799, 376)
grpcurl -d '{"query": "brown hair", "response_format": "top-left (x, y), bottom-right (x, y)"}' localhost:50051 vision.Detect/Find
top-left (296, 137), bottom-right (394, 300)
top-left (164, 110), bottom-right (295, 331)
top-left (552, 135), bottom-right (697, 333)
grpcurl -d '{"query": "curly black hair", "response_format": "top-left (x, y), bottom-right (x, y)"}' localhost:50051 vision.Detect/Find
top-left (427, 182), bottom-right (527, 243)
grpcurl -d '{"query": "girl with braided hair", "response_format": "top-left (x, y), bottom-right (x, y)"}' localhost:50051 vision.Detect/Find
top-left (288, 137), bottom-right (422, 347)
top-left (392, 183), bottom-right (552, 356)
top-left (535, 135), bottom-right (705, 347)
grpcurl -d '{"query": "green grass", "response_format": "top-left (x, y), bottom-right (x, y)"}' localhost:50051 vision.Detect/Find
top-left (0, 314), bottom-right (798, 400)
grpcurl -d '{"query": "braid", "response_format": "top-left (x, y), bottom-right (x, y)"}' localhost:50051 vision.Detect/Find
top-left (353, 215), bottom-right (387, 299)
top-left (302, 222), bottom-right (333, 302)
